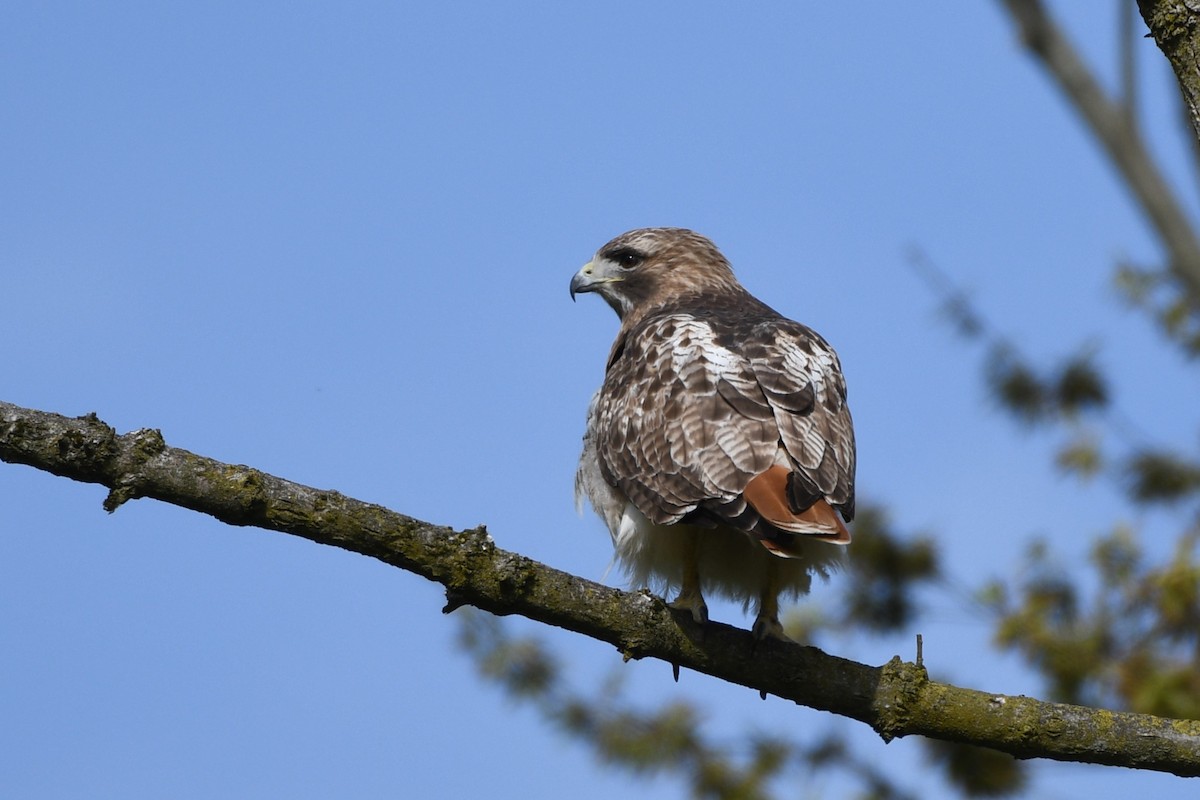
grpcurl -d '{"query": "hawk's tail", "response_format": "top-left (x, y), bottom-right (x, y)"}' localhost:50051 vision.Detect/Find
top-left (743, 465), bottom-right (851, 557)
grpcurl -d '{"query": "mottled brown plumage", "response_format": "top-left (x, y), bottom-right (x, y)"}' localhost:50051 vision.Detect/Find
top-left (572, 228), bottom-right (855, 640)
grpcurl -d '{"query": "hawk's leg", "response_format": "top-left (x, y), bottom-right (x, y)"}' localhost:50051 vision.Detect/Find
top-left (668, 534), bottom-right (708, 625)
top-left (751, 558), bottom-right (793, 643)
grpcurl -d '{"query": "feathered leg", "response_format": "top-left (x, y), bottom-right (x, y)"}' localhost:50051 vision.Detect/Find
top-left (751, 557), bottom-right (792, 642)
top-left (668, 533), bottom-right (708, 625)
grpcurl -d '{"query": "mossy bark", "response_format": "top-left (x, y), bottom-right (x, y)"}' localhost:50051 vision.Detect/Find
top-left (1138, 0), bottom-right (1200, 143)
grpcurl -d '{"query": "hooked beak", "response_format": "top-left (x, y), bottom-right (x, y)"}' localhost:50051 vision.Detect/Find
top-left (569, 256), bottom-right (631, 318)
top-left (569, 260), bottom-right (600, 302)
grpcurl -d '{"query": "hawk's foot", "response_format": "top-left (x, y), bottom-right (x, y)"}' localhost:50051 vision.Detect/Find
top-left (751, 613), bottom-right (794, 645)
top-left (669, 590), bottom-right (709, 626)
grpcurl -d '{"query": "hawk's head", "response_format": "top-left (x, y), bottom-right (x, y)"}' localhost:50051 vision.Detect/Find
top-left (570, 228), bottom-right (740, 320)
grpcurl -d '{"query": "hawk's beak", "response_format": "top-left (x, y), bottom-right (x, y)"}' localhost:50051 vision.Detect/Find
top-left (569, 260), bottom-right (599, 302)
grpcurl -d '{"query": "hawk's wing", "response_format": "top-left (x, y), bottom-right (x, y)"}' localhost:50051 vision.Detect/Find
top-left (595, 309), bottom-right (855, 532)
top-left (745, 317), bottom-right (856, 520)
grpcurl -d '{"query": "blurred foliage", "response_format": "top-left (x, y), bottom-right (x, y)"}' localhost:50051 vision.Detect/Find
top-left (457, 508), bottom-right (1015, 800)
top-left (826, 506), bottom-right (939, 634)
top-left (986, 528), bottom-right (1200, 720)
top-left (1126, 452), bottom-right (1200, 503)
top-left (923, 739), bottom-right (1026, 797)
top-left (1115, 263), bottom-right (1200, 357)
top-left (1054, 432), bottom-right (1104, 479)
top-left (917, 234), bottom-right (1200, 726)
top-left (460, 610), bottom-right (827, 800)
top-left (458, 609), bottom-right (941, 800)
top-left (985, 346), bottom-right (1109, 425)
top-left (981, 340), bottom-right (1200, 507)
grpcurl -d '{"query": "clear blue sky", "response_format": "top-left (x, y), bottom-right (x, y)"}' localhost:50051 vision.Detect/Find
top-left (3, 3), bottom-right (1198, 798)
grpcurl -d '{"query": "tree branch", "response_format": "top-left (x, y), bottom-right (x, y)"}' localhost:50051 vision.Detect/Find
top-left (3, 399), bottom-right (1200, 775)
top-left (999, 0), bottom-right (1200, 303)
top-left (1138, 0), bottom-right (1200, 142)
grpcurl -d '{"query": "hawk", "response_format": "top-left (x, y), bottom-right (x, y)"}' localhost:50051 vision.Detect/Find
top-left (571, 228), bottom-right (855, 641)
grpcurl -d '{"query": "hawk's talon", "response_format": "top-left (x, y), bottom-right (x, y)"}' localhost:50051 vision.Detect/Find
top-left (751, 614), bottom-right (793, 645)
top-left (669, 591), bottom-right (709, 627)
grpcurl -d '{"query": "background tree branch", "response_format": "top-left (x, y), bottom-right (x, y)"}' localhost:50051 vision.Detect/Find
top-left (999, 0), bottom-right (1200, 305)
top-left (3, 398), bottom-right (1199, 776)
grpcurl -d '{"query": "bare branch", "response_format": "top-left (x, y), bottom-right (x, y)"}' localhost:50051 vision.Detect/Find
top-left (1121, 0), bottom-right (1139, 128)
top-left (3, 399), bottom-right (1200, 775)
top-left (999, 0), bottom-right (1200, 302)
top-left (1138, 1), bottom-right (1200, 205)
top-left (1138, 0), bottom-right (1200, 140)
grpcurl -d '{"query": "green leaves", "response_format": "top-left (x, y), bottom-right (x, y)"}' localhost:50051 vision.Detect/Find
top-left (986, 528), bottom-right (1200, 719)
top-left (1115, 263), bottom-right (1200, 358)
top-left (923, 740), bottom-right (1027, 798)
top-left (836, 507), bottom-right (940, 633)
top-left (985, 347), bottom-right (1108, 424)
top-left (458, 611), bottom-right (788, 800)
top-left (1125, 452), bottom-right (1200, 503)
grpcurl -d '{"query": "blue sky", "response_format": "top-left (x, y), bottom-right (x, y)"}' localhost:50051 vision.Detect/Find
top-left (3, 3), bottom-right (1199, 798)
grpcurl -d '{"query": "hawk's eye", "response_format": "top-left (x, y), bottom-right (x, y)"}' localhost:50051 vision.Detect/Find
top-left (609, 248), bottom-right (643, 269)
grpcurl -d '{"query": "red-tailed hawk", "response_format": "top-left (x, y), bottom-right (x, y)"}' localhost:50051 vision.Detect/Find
top-left (571, 228), bottom-right (855, 641)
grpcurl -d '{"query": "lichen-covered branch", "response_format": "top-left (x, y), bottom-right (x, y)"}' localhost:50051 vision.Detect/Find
top-left (3, 399), bottom-right (1200, 775)
top-left (1139, 0), bottom-right (1200, 143)
top-left (998, 0), bottom-right (1200, 303)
